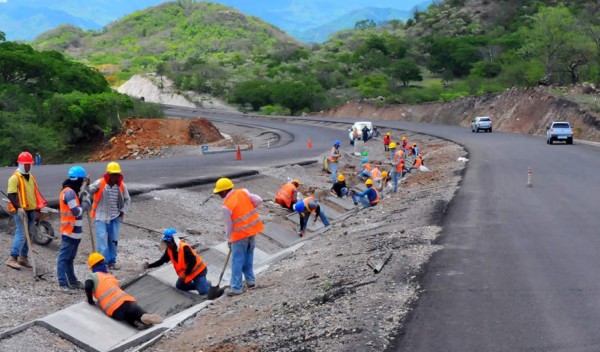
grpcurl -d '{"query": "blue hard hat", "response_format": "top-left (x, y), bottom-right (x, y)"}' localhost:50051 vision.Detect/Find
top-left (294, 200), bottom-right (305, 213)
top-left (68, 166), bottom-right (87, 179)
top-left (162, 228), bottom-right (177, 242)
top-left (334, 140), bottom-right (341, 147)
top-left (362, 157), bottom-right (368, 163)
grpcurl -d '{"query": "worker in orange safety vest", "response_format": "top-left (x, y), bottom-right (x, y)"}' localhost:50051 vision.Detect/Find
top-left (214, 178), bottom-right (263, 296)
top-left (275, 179), bottom-right (300, 211)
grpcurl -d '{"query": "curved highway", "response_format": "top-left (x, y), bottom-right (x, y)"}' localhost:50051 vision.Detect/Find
top-left (2, 106), bottom-right (599, 351)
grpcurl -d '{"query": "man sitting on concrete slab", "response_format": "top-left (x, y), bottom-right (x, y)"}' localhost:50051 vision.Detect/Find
top-left (351, 179), bottom-right (380, 208)
top-left (330, 174), bottom-right (348, 198)
top-left (294, 197), bottom-right (330, 237)
top-left (144, 228), bottom-right (210, 295)
top-left (85, 253), bottom-right (163, 329)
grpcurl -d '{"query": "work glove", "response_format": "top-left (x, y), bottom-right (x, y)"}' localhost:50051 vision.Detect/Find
top-left (17, 208), bottom-right (26, 218)
top-left (81, 196), bottom-right (92, 212)
top-left (119, 211), bottom-right (124, 220)
top-left (228, 242), bottom-right (232, 249)
top-left (143, 262), bottom-right (149, 270)
top-left (78, 190), bottom-right (90, 200)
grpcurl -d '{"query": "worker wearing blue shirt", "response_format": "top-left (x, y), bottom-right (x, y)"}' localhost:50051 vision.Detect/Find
top-left (351, 179), bottom-right (380, 208)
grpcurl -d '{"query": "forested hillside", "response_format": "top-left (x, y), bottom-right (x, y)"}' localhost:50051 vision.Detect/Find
top-left (0, 33), bottom-right (162, 166)
top-left (30, 0), bottom-right (600, 116)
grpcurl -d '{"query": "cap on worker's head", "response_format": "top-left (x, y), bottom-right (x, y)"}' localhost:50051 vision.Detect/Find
top-left (292, 179), bottom-right (300, 186)
top-left (106, 161), bottom-right (121, 174)
top-left (386, 132), bottom-right (391, 136)
top-left (389, 142), bottom-right (397, 149)
top-left (294, 200), bottom-right (305, 213)
top-left (362, 157), bottom-right (368, 163)
top-left (88, 252), bottom-right (105, 269)
top-left (17, 152), bottom-right (34, 165)
top-left (365, 179), bottom-right (373, 186)
top-left (382, 171), bottom-right (388, 178)
top-left (213, 178), bottom-right (234, 193)
top-left (402, 136), bottom-right (406, 140)
top-left (333, 140), bottom-right (341, 147)
top-left (162, 227), bottom-right (177, 242)
top-left (68, 165), bottom-right (87, 180)
top-left (337, 174), bottom-right (345, 182)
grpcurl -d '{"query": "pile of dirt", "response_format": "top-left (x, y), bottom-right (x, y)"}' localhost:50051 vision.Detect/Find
top-left (89, 118), bottom-right (223, 161)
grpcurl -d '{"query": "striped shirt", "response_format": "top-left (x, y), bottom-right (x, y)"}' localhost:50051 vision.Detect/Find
top-left (63, 188), bottom-right (83, 238)
top-left (108, 186), bottom-right (121, 220)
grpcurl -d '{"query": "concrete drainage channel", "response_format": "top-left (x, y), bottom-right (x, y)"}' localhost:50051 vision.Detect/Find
top-left (0, 174), bottom-right (364, 352)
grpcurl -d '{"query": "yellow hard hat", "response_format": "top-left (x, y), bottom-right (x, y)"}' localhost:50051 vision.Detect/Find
top-left (365, 179), bottom-right (373, 186)
top-left (413, 143), bottom-right (417, 146)
top-left (213, 178), bottom-right (234, 193)
top-left (386, 132), bottom-right (391, 136)
top-left (382, 171), bottom-right (388, 178)
top-left (337, 174), bottom-right (345, 182)
top-left (402, 136), bottom-right (406, 140)
top-left (389, 142), bottom-right (397, 149)
top-left (292, 179), bottom-right (300, 185)
top-left (88, 252), bottom-right (105, 269)
top-left (106, 161), bottom-right (122, 174)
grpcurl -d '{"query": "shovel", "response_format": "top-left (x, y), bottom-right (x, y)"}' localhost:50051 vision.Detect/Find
top-left (80, 179), bottom-right (97, 252)
top-left (21, 212), bottom-right (39, 279)
top-left (207, 247), bottom-right (231, 300)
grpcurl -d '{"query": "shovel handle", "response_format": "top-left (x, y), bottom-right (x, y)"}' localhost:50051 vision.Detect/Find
top-left (217, 247), bottom-right (232, 287)
top-left (20, 212), bottom-right (37, 278)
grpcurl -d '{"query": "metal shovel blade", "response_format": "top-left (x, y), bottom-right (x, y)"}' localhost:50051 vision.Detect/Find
top-left (207, 247), bottom-right (231, 300)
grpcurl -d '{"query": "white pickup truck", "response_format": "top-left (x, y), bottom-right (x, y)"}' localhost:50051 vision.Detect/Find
top-left (546, 121), bottom-right (574, 145)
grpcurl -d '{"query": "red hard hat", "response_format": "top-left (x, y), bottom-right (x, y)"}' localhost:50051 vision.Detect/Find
top-left (17, 152), bottom-right (34, 164)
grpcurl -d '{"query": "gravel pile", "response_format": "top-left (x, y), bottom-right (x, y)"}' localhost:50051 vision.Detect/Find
top-left (0, 326), bottom-right (83, 352)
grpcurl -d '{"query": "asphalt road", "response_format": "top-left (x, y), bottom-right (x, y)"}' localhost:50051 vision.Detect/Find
top-left (3, 106), bottom-right (599, 351)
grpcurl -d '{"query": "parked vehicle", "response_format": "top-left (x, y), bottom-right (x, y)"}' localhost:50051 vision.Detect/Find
top-left (348, 121), bottom-right (373, 145)
top-left (471, 116), bottom-right (493, 133)
top-left (546, 121), bottom-right (574, 144)
top-left (0, 200), bottom-right (57, 245)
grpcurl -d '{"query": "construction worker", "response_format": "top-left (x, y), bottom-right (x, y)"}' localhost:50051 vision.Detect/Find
top-left (57, 166), bottom-right (92, 293)
top-left (85, 253), bottom-right (163, 328)
top-left (352, 126), bottom-right (359, 152)
top-left (145, 228), bottom-right (210, 295)
top-left (351, 179), bottom-right (380, 208)
top-left (361, 125), bottom-right (369, 143)
top-left (383, 132), bottom-right (391, 151)
top-left (379, 170), bottom-right (391, 193)
top-left (357, 157), bottom-right (372, 180)
top-left (275, 179), bottom-right (300, 211)
top-left (88, 161), bottom-right (131, 270)
top-left (330, 174), bottom-right (348, 198)
top-left (388, 142), bottom-right (397, 161)
top-left (391, 148), bottom-right (405, 193)
top-left (294, 197), bottom-right (330, 237)
top-left (329, 140), bottom-right (341, 184)
top-left (409, 154), bottom-right (424, 172)
top-left (402, 136), bottom-right (408, 153)
top-left (411, 143), bottom-right (419, 158)
top-left (5, 151), bottom-right (46, 270)
top-left (371, 164), bottom-right (382, 183)
top-left (214, 178), bottom-right (263, 296)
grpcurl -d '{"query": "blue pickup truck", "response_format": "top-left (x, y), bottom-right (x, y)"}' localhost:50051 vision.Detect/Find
top-left (546, 121), bottom-right (574, 145)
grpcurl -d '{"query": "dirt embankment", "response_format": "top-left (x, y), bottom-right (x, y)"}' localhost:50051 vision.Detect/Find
top-left (318, 87), bottom-right (600, 141)
top-left (89, 118), bottom-right (223, 161)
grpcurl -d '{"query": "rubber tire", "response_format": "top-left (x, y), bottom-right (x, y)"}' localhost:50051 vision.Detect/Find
top-left (489, 128), bottom-right (492, 133)
top-left (32, 220), bottom-right (54, 245)
top-left (471, 128), bottom-right (475, 133)
top-left (567, 137), bottom-right (573, 145)
top-left (548, 138), bottom-right (553, 145)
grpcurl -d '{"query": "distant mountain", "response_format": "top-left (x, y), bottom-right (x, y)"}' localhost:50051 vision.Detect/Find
top-left (291, 7), bottom-right (414, 43)
top-left (0, 0), bottom-right (432, 41)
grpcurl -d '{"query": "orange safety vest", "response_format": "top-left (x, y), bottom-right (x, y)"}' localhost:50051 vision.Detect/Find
top-left (370, 188), bottom-right (380, 205)
top-left (275, 183), bottom-right (296, 208)
top-left (303, 196), bottom-right (317, 213)
top-left (402, 140), bottom-right (408, 149)
top-left (91, 179), bottom-right (125, 218)
top-left (371, 168), bottom-right (381, 179)
top-left (59, 187), bottom-right (80, 236)
top-left (7, 172), bottom-right (46, 213)
top-left (168, 242), bottom-right (207, 284)
top-left (394, 151), bottom-right (405, 173)
top-left (93, 272), bottom-right (135, 317)
top-left (224, 189), bottom-right (264, 242)
top-left (353, 127), bottom-right (359, 138)
top-left (363, 163), bottom-right (372, 171)
top-left (414, 157), bottom-right (422, 168)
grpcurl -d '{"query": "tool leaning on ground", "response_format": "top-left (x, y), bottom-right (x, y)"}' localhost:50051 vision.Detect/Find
top-left (20, 211), bottom-right (39, 279)
top-left (79, 180), bottom-right (97, 252)
top-left (207, 246), bottom-right (231, 300)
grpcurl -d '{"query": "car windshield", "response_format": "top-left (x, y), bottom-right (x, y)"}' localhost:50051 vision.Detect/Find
top-left (478, 118), bottom-right (490, 122)
top-left (553, 123), bottom-right (570, 128)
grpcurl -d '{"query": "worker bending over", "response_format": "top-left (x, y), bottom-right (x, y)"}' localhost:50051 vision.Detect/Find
top-left (294, 197), bottom-right (330, 237)
top-left (275, 179), bottom-right (300, 211)
top-left (351, 179), bottom-right (380, 208)
top-left (145, 228), bottom-right (210, 295)
top-left (378, 170), bottom-right (391, 193)
top-left (331, 174), bottom-right (348, 198)
top-left (85, 253), bottom-right (162, 328)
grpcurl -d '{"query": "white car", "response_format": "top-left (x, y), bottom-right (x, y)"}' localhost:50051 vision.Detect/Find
top-left (348, 121), bottom-right (373, 145)
top-left (471, 116), bottom-right (493, 133)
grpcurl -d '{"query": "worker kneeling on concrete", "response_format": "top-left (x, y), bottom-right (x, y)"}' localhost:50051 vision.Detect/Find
top-left (351, 179), bottom-right (380, 208)
top-left (85, 253), bottom-right (163, 328)
top-left (294, 197), bottom-right (330, 237)
top-left (275, 179), bottom-right (300, 211)
top-left (144, 228), bottom-right (210, 295)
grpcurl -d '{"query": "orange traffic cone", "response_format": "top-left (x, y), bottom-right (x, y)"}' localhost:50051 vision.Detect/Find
top-left (308, 139), bottom-right (313, 149)
top-left (235, 145), bottom-right (241, 160)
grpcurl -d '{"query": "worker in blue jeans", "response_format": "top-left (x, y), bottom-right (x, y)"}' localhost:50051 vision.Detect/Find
top-left (294, 197), bottom-right (330, 237)
top-left (351, 179), bottom-right (380, 208)
top-left (145, 228), bottom-right (210, 295)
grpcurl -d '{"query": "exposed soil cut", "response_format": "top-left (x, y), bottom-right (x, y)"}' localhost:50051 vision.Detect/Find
top-left (89, 118), bottom-right (223, 161)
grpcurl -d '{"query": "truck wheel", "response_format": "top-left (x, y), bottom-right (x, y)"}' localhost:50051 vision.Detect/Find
top-left (33, 220), bottom-right (54, 245)
top-left (548, 138), bottom-right (553, 145)
top-left (567, 137), bottom-right (573, 145)
top-left (489, 128), bottom-right (492, 133)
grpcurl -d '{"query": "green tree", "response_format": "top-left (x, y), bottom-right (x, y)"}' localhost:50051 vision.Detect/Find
top-left (269, 80), bottom-right (323, 115)
top-left (355, 19), bottom-right (377, 30)
top-left (0, 31), bottom-right (5, 42)
top-left (231, 79), bottom-right (271, 111)
top-left (388, 59), bottom-right (422, 86)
